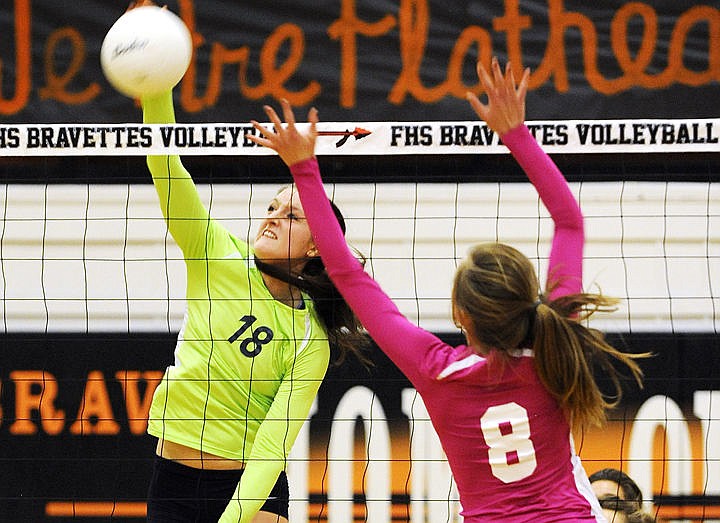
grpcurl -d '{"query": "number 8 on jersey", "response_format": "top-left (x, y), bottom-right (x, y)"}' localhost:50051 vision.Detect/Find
top-left (480, 402), bottom-right (538, 483)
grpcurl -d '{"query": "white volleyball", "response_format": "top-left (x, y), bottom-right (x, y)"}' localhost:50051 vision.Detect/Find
top-left (100, 6), bottom-right (192, 98)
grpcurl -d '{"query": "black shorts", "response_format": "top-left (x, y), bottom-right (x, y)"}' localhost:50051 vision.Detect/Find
top-left (147, 455), bottom-right (289, 522)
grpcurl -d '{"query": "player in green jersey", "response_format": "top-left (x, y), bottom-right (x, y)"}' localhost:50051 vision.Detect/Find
top-left (141, 88), bottom-right (366, 523)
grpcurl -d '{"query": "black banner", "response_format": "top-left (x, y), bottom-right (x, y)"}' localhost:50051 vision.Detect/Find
top-left (0, 0), bottom-right (718, 124)
top-left (1, 332), bottom-right (719, 522)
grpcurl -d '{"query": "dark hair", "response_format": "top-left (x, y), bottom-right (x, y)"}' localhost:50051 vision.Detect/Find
top-left (452, 242), bottom-right (649, 431)
top-left (590, 468), bottom-right (643, 503)
top-left (589, 468), bottom-right (655, 522)
top-left (328, 199), bottom-right (346, 235)
top-left (255, 190), bottom-right (369, 366)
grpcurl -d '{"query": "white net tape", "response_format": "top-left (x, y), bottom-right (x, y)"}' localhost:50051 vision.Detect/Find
top-left (1, 118), bottom-right (718, 156)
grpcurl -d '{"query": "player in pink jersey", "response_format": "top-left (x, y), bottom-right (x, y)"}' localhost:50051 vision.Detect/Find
top-left (248, 58), bottom-right (647, 522)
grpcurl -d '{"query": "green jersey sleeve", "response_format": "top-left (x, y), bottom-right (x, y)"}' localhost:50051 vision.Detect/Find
top-left (219, 334), bottom-right (329, 522)
top-left (141, 91), bottom-right (247, 258)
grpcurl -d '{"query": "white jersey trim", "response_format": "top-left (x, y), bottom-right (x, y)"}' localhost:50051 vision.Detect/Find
top-left (436, 354), bottom-right (484, 380)
top-left (569, 433), bottom-right (608, 522)
top-left (298, 314), bottom-right (313, 354)
top-left (436, 348), bottom-right (533, 380)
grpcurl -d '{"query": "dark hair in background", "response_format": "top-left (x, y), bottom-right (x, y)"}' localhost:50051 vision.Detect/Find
top-left (255, 191), bottom-right (370, 366)
top-left (589, 468), bottom-right (656, 522)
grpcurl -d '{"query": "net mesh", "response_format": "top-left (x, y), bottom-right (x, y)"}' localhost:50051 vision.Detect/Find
top-left (0, 127), bottom-right (718, 522)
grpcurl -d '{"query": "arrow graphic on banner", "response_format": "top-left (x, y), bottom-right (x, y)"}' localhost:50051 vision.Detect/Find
top-left (318, 127), bottom-right (372, 147)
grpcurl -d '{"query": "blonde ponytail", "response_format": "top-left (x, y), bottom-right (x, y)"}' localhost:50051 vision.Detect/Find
top-left (452, 242), bottom-right (650, 433)
top-left (532, 294), bottom-right (648, 431)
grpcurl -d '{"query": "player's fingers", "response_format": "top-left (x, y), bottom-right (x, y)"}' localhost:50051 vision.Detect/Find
top-left (506, 61), bottom-right (516, 91)
top-left (280, 98), bottom-right (296, 129)
top-left (476, 61), bottom-right (494, 94)
top-left (466, 92), bottom-right (489, 120)
top-left (249, 119), bottom-right (275, 140)
top-left (308, 107), bottom-right (319, 135)
top-left (263, 105), bottom-right (283, 133)
top-left (517, 68), bottom-right (530, 103)
top-left (491, 57), bottom-right (504, 87)
top-left (244, 130), bottom-right (273, 149)
top-left (496, 60), bottom-right (513, 100)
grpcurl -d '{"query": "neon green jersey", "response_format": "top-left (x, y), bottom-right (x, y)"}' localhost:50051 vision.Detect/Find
top-left (143, 92), bottom-right (330, 522)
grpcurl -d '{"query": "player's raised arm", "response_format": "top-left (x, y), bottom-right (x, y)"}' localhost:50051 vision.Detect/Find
top-left (468, 58), bottom-right (583, 299)
top-left (247, 102), bottom-right (445, 384)
top-left (247, 74), bottom-right (646, 522)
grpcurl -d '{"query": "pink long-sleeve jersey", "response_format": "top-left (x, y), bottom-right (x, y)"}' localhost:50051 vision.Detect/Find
top-left (292, 125), bottom-right (606, 522)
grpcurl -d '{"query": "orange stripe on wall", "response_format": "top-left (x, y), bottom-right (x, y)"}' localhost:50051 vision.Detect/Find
top-left (46, 502), bottom-right (147, 518)
top-left (655, 506), bottom-right (720, 520)
top-left (45, 500), bottom-right (720, 520)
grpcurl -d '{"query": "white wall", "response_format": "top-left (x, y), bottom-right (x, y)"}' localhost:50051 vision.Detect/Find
top-left (0, 181), bottom-right (718, 332)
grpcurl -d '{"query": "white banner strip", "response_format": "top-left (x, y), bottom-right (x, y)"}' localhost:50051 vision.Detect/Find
top-left (0, 119), bottom-right (718, 156)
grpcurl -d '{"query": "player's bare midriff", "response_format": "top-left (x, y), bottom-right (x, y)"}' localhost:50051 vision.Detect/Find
top-left (156, 438), bottom-right (246, 470)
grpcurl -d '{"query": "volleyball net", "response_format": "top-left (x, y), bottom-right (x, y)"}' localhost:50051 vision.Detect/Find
top-left (1, 119), bottom-right (718, 522)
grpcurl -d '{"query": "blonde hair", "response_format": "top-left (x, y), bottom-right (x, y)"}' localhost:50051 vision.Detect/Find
top-left (452, 243), bottom-right (647, 432)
